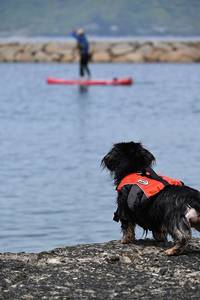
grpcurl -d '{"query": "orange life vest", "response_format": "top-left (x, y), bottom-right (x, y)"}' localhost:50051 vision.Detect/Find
top-left (117, 172), bottom-right (182, 198)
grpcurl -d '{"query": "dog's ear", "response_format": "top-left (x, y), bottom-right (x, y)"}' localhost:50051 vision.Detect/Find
top-left (101, 152), bottom-right (116, 171)
top-left (101, 153), bottom-right (109, 169)
top-left (101, 143), bottom-right (121, 171)
top-left (136, 144), bottom-right (156, 168)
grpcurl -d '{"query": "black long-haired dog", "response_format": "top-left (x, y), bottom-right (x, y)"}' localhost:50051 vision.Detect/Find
top-left (102, 141), bottom-right (200, 255)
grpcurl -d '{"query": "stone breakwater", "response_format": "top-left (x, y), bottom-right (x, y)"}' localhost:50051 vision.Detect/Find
top-left (0, 239), bottom-right (200, 299)
top-left (0, 40), bottom-right (200, 63)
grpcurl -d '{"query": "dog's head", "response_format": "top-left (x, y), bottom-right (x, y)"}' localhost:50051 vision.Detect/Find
top-left (101, 141), bottom-right (155, 185)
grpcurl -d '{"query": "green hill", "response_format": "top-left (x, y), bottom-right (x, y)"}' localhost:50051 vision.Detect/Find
top-left (0, 0), bottom-right (200, 37)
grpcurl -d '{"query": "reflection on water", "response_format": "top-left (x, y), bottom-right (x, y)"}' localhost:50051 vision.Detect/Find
top-left (79, 85), bottom-right (89, 93)
top-left (0, 62), bottom-right (199, 252)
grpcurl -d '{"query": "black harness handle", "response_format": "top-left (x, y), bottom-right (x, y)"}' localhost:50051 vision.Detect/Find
top-left (142, 167), bottom-right (169, 186)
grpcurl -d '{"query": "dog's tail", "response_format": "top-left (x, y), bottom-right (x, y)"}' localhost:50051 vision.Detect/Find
top-left (166, 189), bottom-right (200, 251)
top-left (187, 190), bottom-right (200, 212)
top-left (185, 191), bottom-right (200, 231)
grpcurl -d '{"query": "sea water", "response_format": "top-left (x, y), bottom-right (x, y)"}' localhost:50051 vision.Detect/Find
top-left (0, 62), bottom-right (199, 252)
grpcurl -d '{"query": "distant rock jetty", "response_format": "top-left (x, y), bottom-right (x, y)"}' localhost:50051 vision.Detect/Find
top-left (0, 239), bottom-right (200, 299)
top-left (0, 40), bottom-right (200, 63)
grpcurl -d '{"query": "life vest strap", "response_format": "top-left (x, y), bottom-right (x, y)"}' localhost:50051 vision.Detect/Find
top-left (143, 167), bottom-right (169, 186)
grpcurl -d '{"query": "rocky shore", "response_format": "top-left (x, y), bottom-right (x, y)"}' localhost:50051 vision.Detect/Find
top-left (0, 238), bottom-right (200, 299)
top-left (0, 40), bottom-right (200, 63)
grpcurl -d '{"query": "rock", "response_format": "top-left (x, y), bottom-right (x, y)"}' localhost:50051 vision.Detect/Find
top-left (178, 47), bottom-right (200, 61)
top-left (45, 42), bottom-right (75, 55)
top-left (0, 40), bottom-right (200, 62)
top-left (130, 41), bottom-right (141, 50)
top-left (0, 44), bottom-right (23, 61)
top-left (60, 52), bottom-right (74, 62)
top-left (15, 51), bottom-right (34, 62)
top-left (144, 49), bottom-right (165, 62)
top-left (171, 42), bottom-right (192, 51)
top-left (122, 52), bottom-right (144, 62)
top-left (33, 51), bottom-right (51, 62)
top-left (136, 43), bottom-right (154, 56)
top-left (0, 238), bottom-right (200, 299)
top-left (135, 43), bottom-right (164, 62)
top-left (90, 41), bottom-right (110, 52)
top-left (152, 41), bottom-right (173, 52)
top-left (92, 51), bottom-right (111, 62)
top-left (160, 48), bottom-right (200, 62)
top-left (110, 43), bottom-right (134, 56)
top-left (23, 42), bottom-right (44, 54)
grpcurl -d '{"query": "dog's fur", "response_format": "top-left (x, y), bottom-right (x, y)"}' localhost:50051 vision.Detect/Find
top-left (102, 141), bottom-right (200, 255)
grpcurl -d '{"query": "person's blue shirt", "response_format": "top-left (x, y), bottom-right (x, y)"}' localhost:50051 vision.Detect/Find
top-left (71, 31), bottom-right (89, 55)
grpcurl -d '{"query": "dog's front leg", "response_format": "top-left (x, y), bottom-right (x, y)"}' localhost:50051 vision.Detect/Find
top-left (121, 222), bottom-right (136, 244)
top-left (116, 188), bottom-right (136, 244)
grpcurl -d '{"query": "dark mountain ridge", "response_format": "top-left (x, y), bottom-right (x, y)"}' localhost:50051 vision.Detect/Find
top-left (0, 0), bottom-right (200, 37)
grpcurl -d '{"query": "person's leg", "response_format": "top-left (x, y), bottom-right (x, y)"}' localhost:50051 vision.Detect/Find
top-left (81, 54), bottom-right (91, 78)
top-left (85, 54), bottom-right (91, 77)
top-left (85, 64), bottom-right (91, 77)
top-left (80, 56), bottom-right (84, 77)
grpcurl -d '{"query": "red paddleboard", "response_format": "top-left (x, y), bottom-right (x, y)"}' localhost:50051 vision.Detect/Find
top-left (47, 77), bottom-right (133, 86)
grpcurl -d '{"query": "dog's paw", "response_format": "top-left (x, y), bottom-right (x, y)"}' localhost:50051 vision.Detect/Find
top-left (165, 247), bottom-right (179, 256)
top-left (121, 237), bottom-right (135, 244)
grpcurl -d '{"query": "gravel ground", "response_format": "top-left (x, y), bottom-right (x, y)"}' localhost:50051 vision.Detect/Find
top-left (0, 238), bottom-right (200, 299)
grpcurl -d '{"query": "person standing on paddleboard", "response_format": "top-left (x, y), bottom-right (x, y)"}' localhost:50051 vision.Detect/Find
top-left (71, 28), bottom-right (91, 79)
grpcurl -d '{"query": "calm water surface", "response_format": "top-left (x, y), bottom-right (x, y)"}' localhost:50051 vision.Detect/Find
top-left (0, 62), bottom-right (199, 252)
